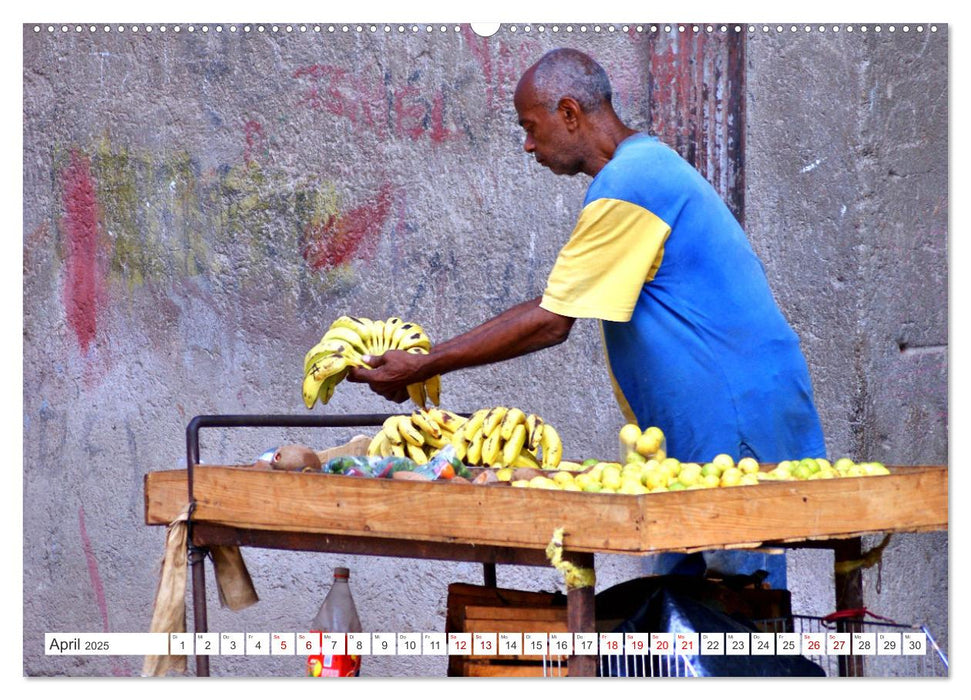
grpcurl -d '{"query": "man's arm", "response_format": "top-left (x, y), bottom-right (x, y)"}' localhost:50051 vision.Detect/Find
top-left (345, 296), bottom-right (575, 402)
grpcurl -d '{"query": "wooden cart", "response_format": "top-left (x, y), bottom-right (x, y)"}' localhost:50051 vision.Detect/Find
top-left (144, 414), bottom-right (948, 677)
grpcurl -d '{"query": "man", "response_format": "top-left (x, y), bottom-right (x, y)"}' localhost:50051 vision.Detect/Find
top-left (348, 48), bottom-right (825, 466)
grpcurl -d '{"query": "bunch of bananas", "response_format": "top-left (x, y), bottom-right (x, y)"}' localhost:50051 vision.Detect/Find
top-left (367, 408), bottom-right (468, 464)
top-left (302, 316), bottom-right (442, 409)
top-left (452, 407), bottom-right (562, 469)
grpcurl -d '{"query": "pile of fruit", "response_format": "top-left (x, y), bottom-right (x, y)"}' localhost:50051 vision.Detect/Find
top-left (365, 406), bottom-right (563, 469)
top-left (302, 316), bottom-right (441, 409)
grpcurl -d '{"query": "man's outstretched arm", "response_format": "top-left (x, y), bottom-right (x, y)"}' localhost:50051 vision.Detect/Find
top-left (345, 296), bottom-right (575, 402)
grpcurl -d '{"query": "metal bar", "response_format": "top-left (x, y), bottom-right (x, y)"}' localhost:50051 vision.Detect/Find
top-left (565, 552), bottom-right (596, 677)
top-left (183, 413), bottom-right (394, 677)
top-left (833, 537), bottom-right (866, 677)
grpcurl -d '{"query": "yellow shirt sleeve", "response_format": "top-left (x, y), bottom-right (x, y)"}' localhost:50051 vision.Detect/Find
top-left (540, 198), bottom-right (670, 322)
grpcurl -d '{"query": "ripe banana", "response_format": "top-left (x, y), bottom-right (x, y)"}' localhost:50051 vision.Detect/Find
top-left (396, 415), bottom-right (425, 448)
top-left (482, 407), bottom-right (508, 437)
top-left (503, 423), bottom-right (527, 466)
top-left (466, 428), bottom-right (485, 465)
top-left (540, 424), bottom-right (563, 468)
top-left (499, 408), bottom-right (526, 440)
top-left (322, 326), bottom-right (370, 355)
top-left (411, 410), bottom-right (443, 440)
top-left (481, 424), bottom-right (504, 466)
top-left (424, 374), bottom-right (441, 406)
top-left (526, 414), bottom-right (544, 450)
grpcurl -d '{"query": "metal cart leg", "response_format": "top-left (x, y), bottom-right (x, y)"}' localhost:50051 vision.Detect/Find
top-left (188, 538), bottom-right (210, 677)
top-left (833, 537), bottom-right (865, 677)
top-left (566, 552), bottom-right (596, 677)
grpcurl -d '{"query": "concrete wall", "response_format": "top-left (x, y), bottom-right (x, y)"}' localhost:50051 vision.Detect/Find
top-left (22, 23), bottom-right (947, 677)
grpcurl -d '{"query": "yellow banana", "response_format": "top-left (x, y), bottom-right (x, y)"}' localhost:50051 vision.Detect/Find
top-left (411, 410), bottom-right (442, 440)
top-left (390, 442), bottom-right (407, 458)
top-left (450, 423), bottom-right (470, 461)
top-left (463, 409), bottom-right (490, 441)
top-left (330, 315), bottom-right (374, 345)
top-left (322, 326), bottom-right (369, 354)
top-left (525, 414), bottom-right (544, 449)
top-left (424, 374), bottom-right (441, 406)
top-left (406, 442), bottom-right (429, 464)
top-left (512, 449), bottom-right (541, 469)
top-left (540, 424), bottom-right (563, 468)
top-left (367, 433), bottom-right (385, 457)
top-left (383, 317), bottom-right (403, 349)
top-left (310, 354), bottom-right (349, 382)
top-left (466, 428), bottom-right (485, 465)
top-left (419, 428), bottom-right (448, 450)
top-left (406, 383), bottom-right (427, 409)
top-left (369, 320), bottom-right (386, 355)
top-left (389, 321), bottom-right (420, 350)
top-left (396, 330), bottom-right (431, 352)
top-left (318, 368), bottom-right (348, 405)
top-left (481, 425), bottom-right (504, 466)
top-left (429, 408), bottom-right (464, 432)
top-left (396, 416), bottom-right (425, 447)
top-left (502, 423), bottom-right (527, 467)
top-left (482, 407), bottom-right (508, 438)
top-left (499, 408), bottom-right (526, 440)
top-left (302, 371), bottom-right (326, 409)
top-left (382, 416), bottom-right (404, 445)
top-left (528, 420), bottom-right (545, 451)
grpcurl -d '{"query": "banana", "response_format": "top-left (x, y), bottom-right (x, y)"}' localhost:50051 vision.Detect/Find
top-left (330, 315), bottom-right (375, 345)
top-left (396, 415), bottom-right (425, 448)
top-left (406, 383), bottom-right (427, 409)
top-left (481, 425), bottom-right (504, 466)
top-left (429, 408), bottom-right (464, 432)
top-left (390, 442), bottom-right (407, 458)
top-left (463, 409), bottom-right (490, 440)
top-left (411, 410), bottom-right (442, 440)
top-left (406, 442), bottom-right (429, 464)
top-left (310, 354), bottom-right (349, 382)
top-left (420, 428), bottom-right (448, 450)
top-left (384, 317), bottom-right (403, 350)
top-left (502, 423), bottom-right (527, 467)
top-left (367, 433), bottom-right (385, 457)
top-left (382, 416), bottom-right (404, 445)
top-left (482, 407), bottom-right (508, 438)
top-left (512, 449), bottom-right (541, 469)
top-left (525, 414), bottom-right (544, 449)
top-left (499, 408), bottom-right (526, 440)
top-left (396, 330), bottom-right (431, 352)
top-left (389, 321), bottom-right (419, 350)
top-left (540, 424), bottom-right (563, 468)
top-left (528, 420), bottom-right (545, 451)
top-left (369, 320), bottom-right (386, 355)
top-left (450, 423), bottom-right (470, 461)
top-left (322, 326), bottom-right (369, 354)
top-left (424, 374), bottom-right (441, 406)
top-left (466, 428), bottom-right (485, 465)
top-left (318, 368), bottom-right (348, 405)
top-left (302, 371), bottom-right (326, 409)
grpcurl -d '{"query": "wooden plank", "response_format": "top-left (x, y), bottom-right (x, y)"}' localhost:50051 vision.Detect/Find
top-left (145, 465), bottom-right (947, 554)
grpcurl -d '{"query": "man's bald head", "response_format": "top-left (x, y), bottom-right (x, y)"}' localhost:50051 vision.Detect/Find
top-left (525, 48), bottom-right (613, 114)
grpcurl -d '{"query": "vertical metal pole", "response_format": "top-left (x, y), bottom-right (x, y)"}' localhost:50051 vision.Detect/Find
top-left (482, 562), bottom-right (497, 588)
top-left (833, 537), bottom-right (866, 677)
top-left (565, 552), bottom-right (596, 677)
top-left (188, 542), bottom-right (210, 677)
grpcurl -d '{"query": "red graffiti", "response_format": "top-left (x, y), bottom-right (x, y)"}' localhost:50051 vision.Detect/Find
top-left (293, 63), bottom-right (463, 143)
top-left (301, 183), bottom-right (394, 271)
top-left (60, 150), bottom-right (107, 355)
top-left (461, 27), bottom-right (537, 112)
top-left (243, 120), bottom-right (266, 164)
top-left (79, 506), bottom-right (127, 676)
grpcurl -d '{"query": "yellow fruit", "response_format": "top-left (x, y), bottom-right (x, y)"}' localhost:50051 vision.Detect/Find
top-left (720, 468), bottom-right (742, 487)
top-left (643, 470), bottom-right (666, 490)
top-left (582, 480), bottom-right (603, 493)
top-left (495, 467), bottom-right (514, 482)
top-left (738, 457), bottom-right (760, 475)
top-left (619, 481), bottom-right (649, 495)
top-left (712, 453), bottom-right (735, 470)
top-left (619, 423), bottom-right (642, 447)
top-left (557, 460), bottom-right (584, 472)
top-left (511, 480), bottom-right (529, 488)
top-left (601, 469), bottom-right (623, 491)
top-left (529, 476), bottom-right (558, 489)
top-left (701, 474), bottom-right (721, 488)
top-left (552, 471), bottom-right (575, 487)
top-left (678, 463), bottom-right (703, 487)
top-left (561, 483), bottom-right (582, 492)
top-left (635, 427), bottom-right (665, 457)
top-left (739, 473), bottom-right (759, 486)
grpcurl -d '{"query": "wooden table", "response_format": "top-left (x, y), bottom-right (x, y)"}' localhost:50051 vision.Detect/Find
top-left (144, 414), bottom-right (948, 677)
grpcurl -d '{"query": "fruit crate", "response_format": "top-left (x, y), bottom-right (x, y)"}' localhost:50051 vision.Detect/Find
top-left (445, 582), bottom-right (569, 677)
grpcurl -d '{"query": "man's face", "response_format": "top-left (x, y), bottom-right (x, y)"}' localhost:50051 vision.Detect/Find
top-left (513, 77), bottom-right (583, 176)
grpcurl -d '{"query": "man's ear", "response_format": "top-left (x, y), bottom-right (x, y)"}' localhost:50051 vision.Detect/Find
top-left (557, 97), bottom-right (582, 131)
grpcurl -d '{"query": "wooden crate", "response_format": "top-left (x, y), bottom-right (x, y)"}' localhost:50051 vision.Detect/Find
top-left (445, 583), bottom-right (569, 677)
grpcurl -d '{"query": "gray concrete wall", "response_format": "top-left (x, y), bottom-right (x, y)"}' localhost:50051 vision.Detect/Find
top-left (22, 23), bottom-right (947, 677)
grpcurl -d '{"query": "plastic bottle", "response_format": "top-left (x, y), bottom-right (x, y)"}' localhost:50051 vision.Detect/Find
top-left (306, 567), bottom-right (363, 677)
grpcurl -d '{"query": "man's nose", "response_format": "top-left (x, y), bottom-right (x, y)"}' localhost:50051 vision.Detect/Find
top-left (523, 135), bottom-right (535, 153)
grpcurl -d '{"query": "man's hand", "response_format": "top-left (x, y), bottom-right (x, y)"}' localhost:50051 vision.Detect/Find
top-left (346, 350), bottom-right (428, 404)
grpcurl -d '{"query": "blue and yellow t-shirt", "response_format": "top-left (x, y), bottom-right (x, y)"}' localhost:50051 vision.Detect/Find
top-left (541, 134), bottom-right (825, 463)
